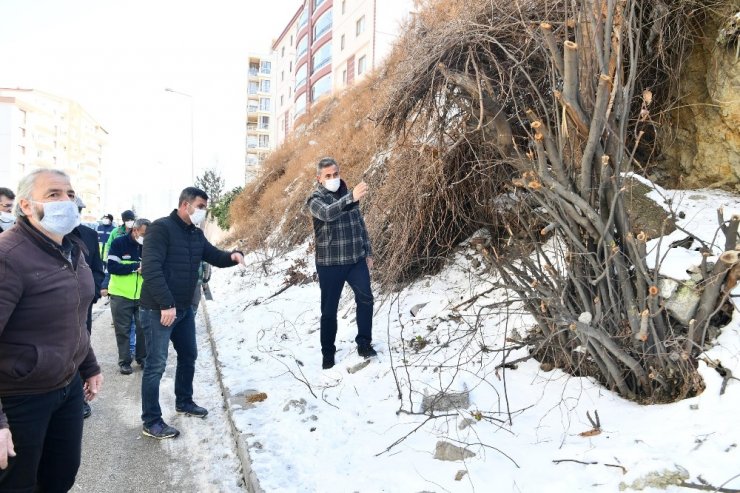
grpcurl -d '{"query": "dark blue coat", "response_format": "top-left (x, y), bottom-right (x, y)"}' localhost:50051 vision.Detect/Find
top-left (96, 222), bottom-right (115, 245)
top-left (140, 210), bottom-right (237, 310)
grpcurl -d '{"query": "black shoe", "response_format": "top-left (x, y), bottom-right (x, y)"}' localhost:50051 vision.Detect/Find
top-left (136, 359), bottom-right (145, 369)
top-left (82, 401), bottom-right (92, 419)
top-left (142, 420), bottom-right (180, 439)
top-left (322, 355), bottom-right (335, 369)
top-left (176, 401), bottom-right (208, 418)
top-left (358, 344), bottom-right (377, 358)
top-left (119, 363), bottom-right (133, 375)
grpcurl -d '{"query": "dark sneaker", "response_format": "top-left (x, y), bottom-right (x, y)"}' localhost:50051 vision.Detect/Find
top-left (322, 355), bottom-right (335, 369)
top-left (142, 420), bottom-right (180, 439)
top-left (136, 359), bottom-right (145, 369)
top-left (82, 401), bottom-right (92, 419)
top-left (119, 363), bottom-right (133, 375)
top-left (358, 344), bottom-right (378, 358)
top-left (176, 401), bottom-right (208, 418)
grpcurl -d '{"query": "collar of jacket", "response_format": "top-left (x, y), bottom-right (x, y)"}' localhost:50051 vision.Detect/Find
top-left (71, 226), bottom-right (93, 257)
top-left (17, 216), bottom-right (80, 263)
top-left (124, 230), bottom-right (142, 250)
top-left (169, 209), bottom-right (197, 231)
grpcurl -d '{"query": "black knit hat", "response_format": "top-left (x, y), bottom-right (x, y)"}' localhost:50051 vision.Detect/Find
top-left (121, 210), bottom-right (135, 221)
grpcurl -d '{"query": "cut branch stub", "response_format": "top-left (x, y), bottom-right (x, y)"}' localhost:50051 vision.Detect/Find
top-left (691, 250), bottom-right (740, 349)
top-left (540, 22), bottom-right (565, 76)
top-left (562, 41), bottom-right (589, 134)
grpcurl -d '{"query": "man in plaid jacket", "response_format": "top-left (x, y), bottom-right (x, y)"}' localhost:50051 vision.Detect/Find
top-left (307, 157), bottom-right (377, 369)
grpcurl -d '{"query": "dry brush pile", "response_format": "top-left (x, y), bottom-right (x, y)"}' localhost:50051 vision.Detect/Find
top-left (375, 0), bottom-right (738, 403)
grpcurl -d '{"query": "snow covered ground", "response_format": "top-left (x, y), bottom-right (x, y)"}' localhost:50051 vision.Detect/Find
top-left (204, 185), bottom-right (740, 493)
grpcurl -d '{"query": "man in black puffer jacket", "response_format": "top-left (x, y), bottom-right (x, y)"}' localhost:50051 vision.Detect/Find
top-left (139, 187), bottom-right (244, 440)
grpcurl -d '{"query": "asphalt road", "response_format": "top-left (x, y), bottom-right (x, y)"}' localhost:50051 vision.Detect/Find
top-left (73, 301), bottom-right (245, 493)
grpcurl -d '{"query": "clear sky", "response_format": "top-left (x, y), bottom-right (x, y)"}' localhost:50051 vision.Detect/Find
top-left (0, 0), bottom-right (299, 218)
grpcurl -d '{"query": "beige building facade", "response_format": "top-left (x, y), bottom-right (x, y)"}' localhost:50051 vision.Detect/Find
top-left (245, 54), bottom-right (274, 180)
top-left (271, 0), bottom-right (414, 147)
top-left (0, 88), bottom-right (107, 222)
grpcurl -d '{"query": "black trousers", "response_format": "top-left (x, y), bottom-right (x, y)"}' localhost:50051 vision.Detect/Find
top-left (316, 258), bottom-right (374, 357)
top-left (0, 374), bottom-right (84, 493)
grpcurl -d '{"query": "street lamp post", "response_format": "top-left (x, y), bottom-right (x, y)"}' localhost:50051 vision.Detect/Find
top-left (164, 87), bottom-right (194, 183)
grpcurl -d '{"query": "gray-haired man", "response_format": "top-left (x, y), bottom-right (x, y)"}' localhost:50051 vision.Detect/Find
top-left (0, 169), bottom-right (102, 491)
top-left (307, 157), bottom-right (377, 370)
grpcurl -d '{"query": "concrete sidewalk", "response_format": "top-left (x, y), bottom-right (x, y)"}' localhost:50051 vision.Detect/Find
top-left (73, 302), bottom-right (246, 492)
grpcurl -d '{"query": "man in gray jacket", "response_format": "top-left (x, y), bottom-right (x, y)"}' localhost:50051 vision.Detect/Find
top-left (307, 157), bottom-right (376, 370)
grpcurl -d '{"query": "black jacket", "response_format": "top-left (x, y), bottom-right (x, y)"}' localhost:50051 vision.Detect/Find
top-left (140, 210), bottom-right (237, 310)
top-left (73, 224), bottom-right (105, 303)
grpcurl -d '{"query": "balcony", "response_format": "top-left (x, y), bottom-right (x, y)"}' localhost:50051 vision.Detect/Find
top-left (247, 124), bottom-right (258, 132)
top-left (247, 105), bottom-right (259, 114)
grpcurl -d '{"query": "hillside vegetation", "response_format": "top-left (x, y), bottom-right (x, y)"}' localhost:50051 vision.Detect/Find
top-left (231, 0), bottom-right (740, 403)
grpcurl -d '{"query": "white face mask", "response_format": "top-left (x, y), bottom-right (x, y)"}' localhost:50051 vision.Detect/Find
top-left (32, 200), bottom-right (80, 236)
top-left (323, 177), bottom-right (341, 193)
top-left (135, 235), bottom-right (144, 245)
top-left (124, 220), bottom-right (135, 228)
top-left (0, 211), bottom-right (15, 231)
top-left (102, 218), bottom-right (111, 226)
top-left (188, 204), bottom-right (207, 225)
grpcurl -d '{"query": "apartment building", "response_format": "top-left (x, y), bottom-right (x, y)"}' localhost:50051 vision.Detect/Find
top-left (271, 0), bottom-right (414, 147)
top-left (0, 88), bottom-right (107, 222)
top-left (245, 54), bottom-right (274, 180)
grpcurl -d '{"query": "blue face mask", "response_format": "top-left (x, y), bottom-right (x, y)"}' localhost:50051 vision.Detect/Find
top-left (32, 200), bottom-right (80, 236)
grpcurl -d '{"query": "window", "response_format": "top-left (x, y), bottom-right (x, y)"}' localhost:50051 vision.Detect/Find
top-left (259, 116), bottom-right (270, 129)
top-left (281, 47), bottom-right (285, 57)
top-left (260, 98), bottom-right (271, 111)
top-left (311, 41), bottom-right (332, 73)
top-left (281, 71), bottom-right (285, 81)
top-left (259, 135), bottom-right (270, 148)
top-left (342, 0), bottom-right (346, 14)
top-left (247, 136), bottom-right (258, 148)
top-left (315, 0), bottom-right (325, 7)
top-left (296, 35), bottom-right (308, 60)
top-left (249, 63), bottom-right (259, 76)
top-left (248, 81), bottom-right (259, 94)
top-left (357, 55), bottom-right (366, 75)
top-left (314, 10), bottom-right (332, 41)
top-left (298, 9), bottom-right (308, 28)
top-left (295, 94), bottom-right (307, 117)
top-left (248, 103), bottom-right (259, 113)
top-left (340, 34), bottom-right (345, 50)
top-left (290, 35), bottom-right (293, 46)
top-left (261, 79), bottom-right (271, 92)
top-left (356, 15), bottom-right (365, 36)
top-left (280, 95), bottom-right (284, 106)
top-left (260, 61), bottom-right (271, 74)
top-left (290, 61), bottom-right (293, 72)
top-left (311, 74), bottom-right (332, 101)
top-left (295, 64), bottom-right (307, 89)
top-left (342, 69), bottom-right (347, 84)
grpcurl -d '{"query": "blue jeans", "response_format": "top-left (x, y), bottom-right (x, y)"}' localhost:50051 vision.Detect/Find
top-left (316, 258), bottom-right (374, 358)
top-left (129, 317), bottom-right (136, 354)
top-left (140, 307), bottom-right (197, 427)
top-left (0, 374), bottom-right (84, 492)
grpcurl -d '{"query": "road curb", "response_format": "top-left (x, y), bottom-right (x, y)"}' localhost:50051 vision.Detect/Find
top-left (201, 301), bottom-right (264, 493)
